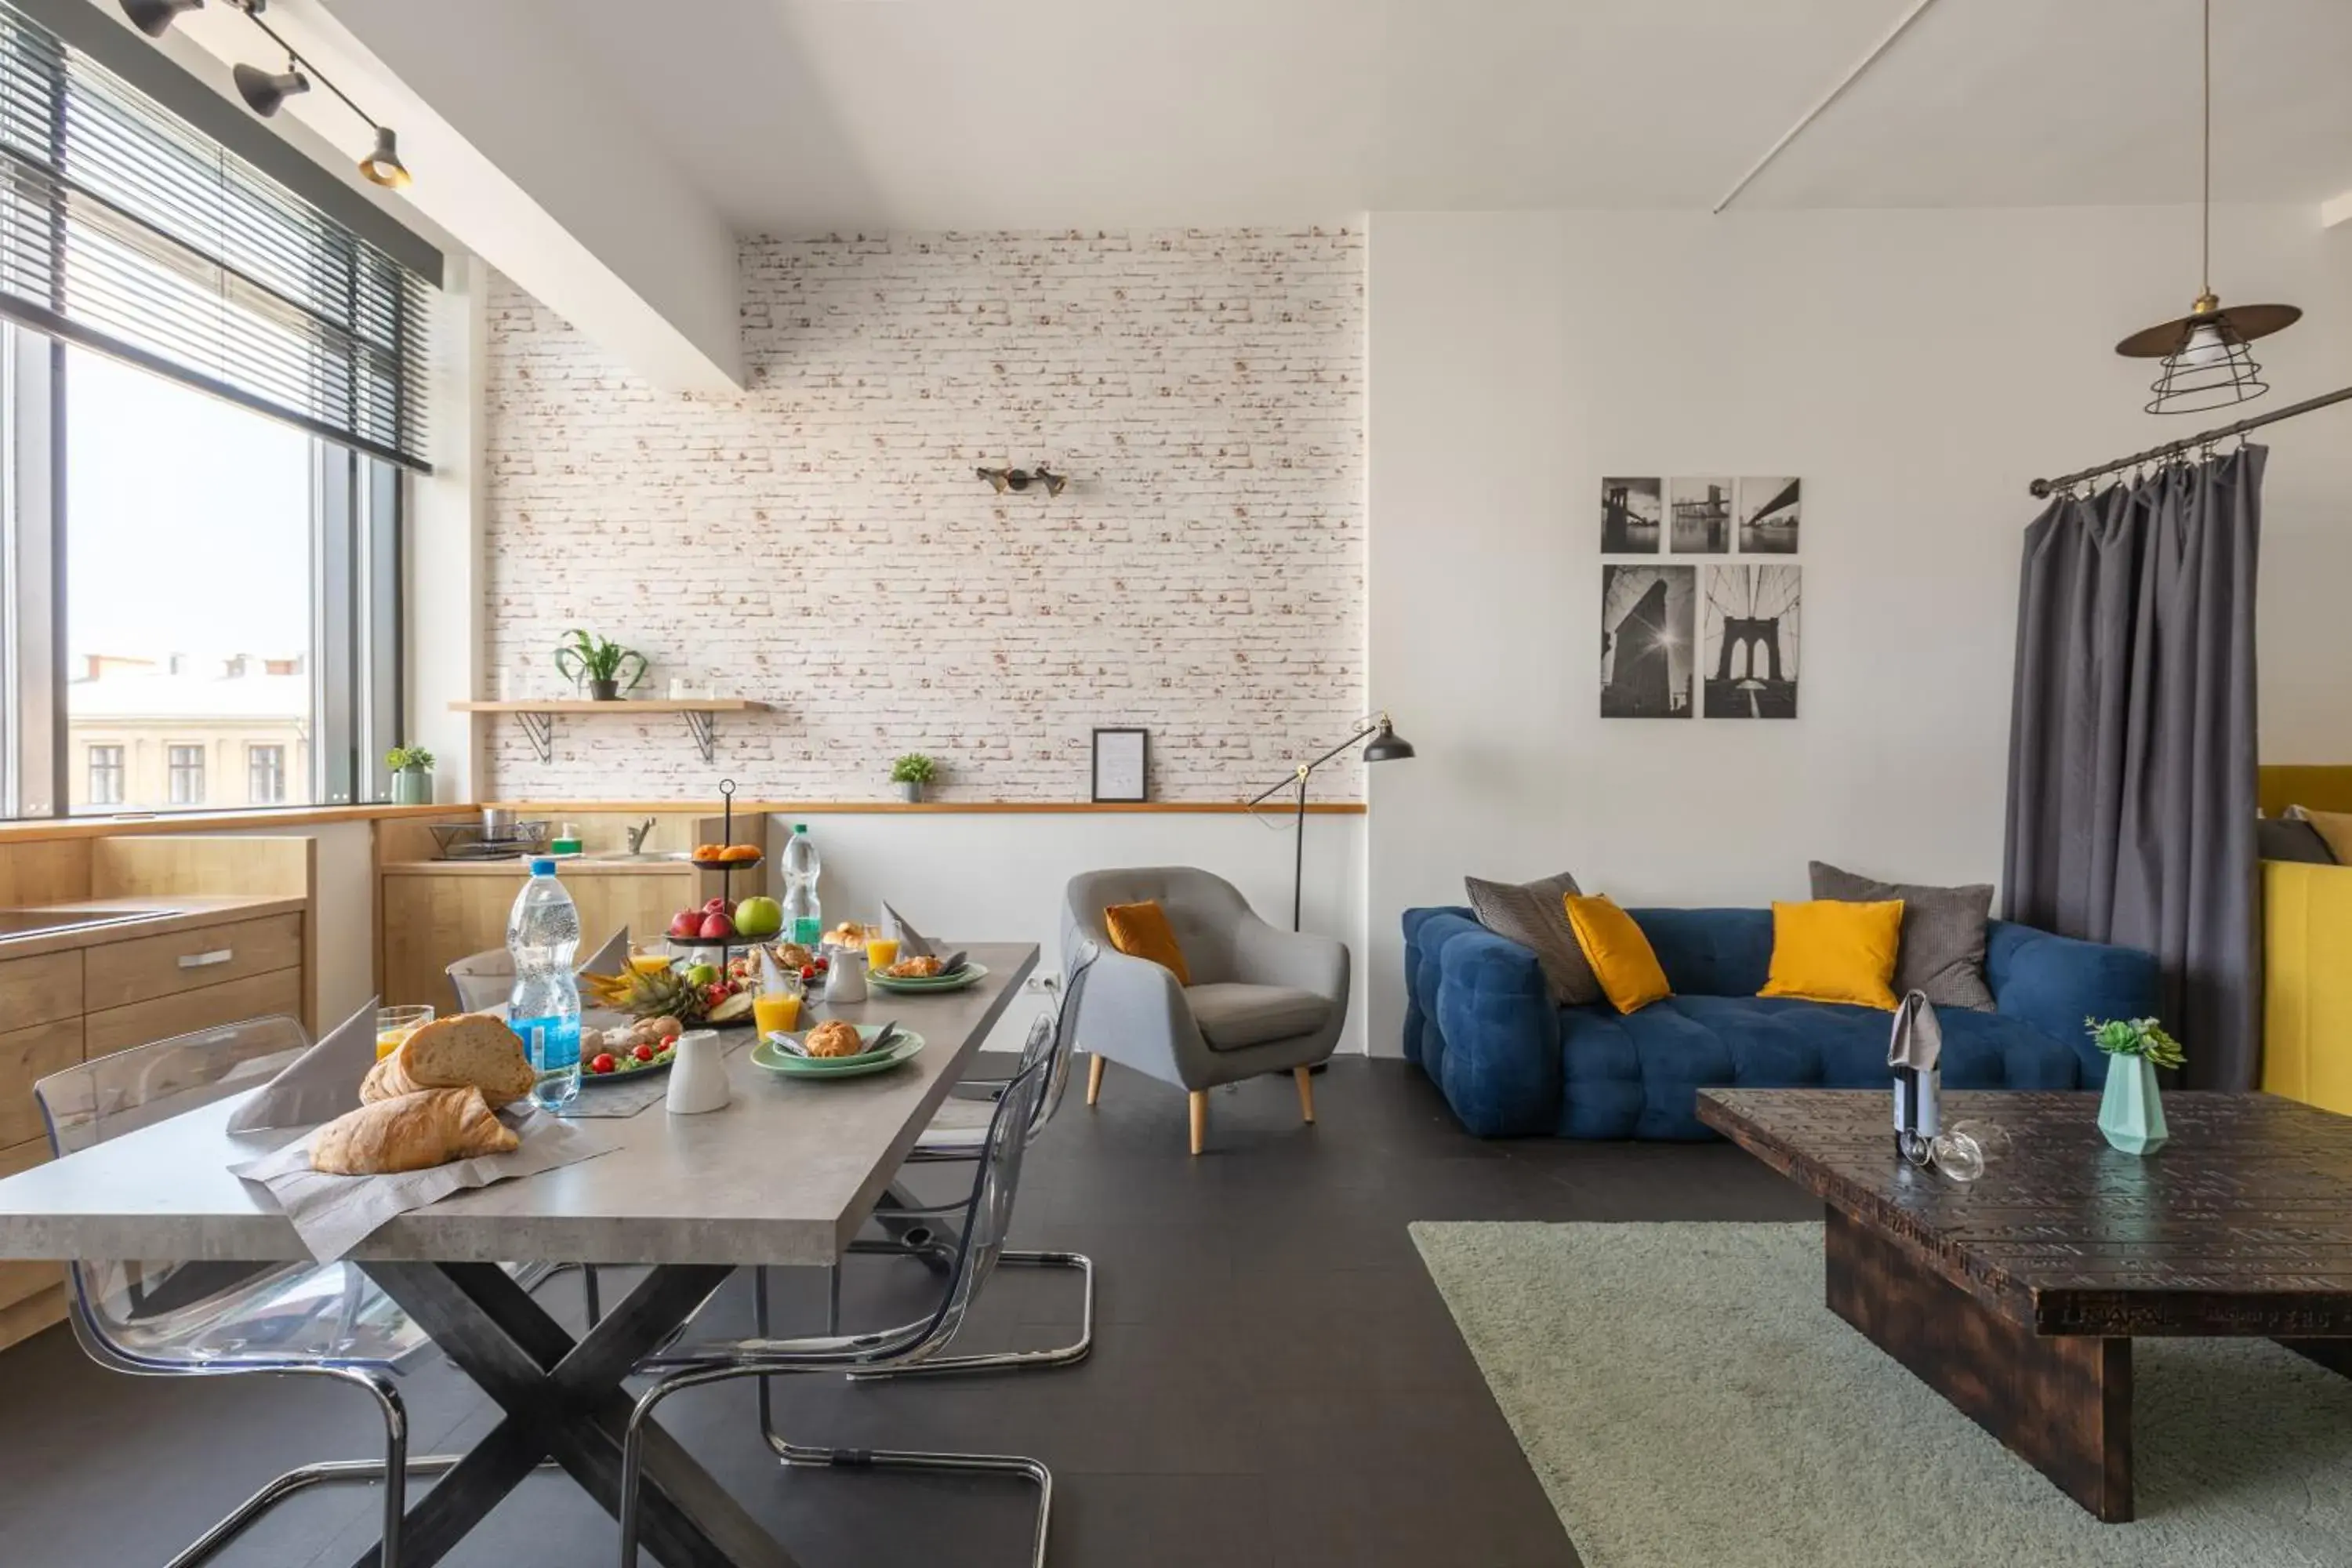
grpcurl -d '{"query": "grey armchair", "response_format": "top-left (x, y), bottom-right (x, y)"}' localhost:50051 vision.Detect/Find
top-left (1061, 866), bottom-right (1348, 1154)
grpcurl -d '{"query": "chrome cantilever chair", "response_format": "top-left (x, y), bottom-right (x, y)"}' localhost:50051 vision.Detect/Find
top-left (33, 1016), bottom-right (459, 1568)
top-left (619, 1049), bottom-right (1058, 1568)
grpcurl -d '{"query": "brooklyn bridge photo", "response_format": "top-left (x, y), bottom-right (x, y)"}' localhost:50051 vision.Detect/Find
top-left (1702, 564), bottom-right (1801, 718)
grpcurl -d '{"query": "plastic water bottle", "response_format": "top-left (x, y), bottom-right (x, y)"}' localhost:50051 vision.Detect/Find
top-left (507, 858), bottom-right (582, 1112)
top-left (782, 824), bottom-right (822, 946)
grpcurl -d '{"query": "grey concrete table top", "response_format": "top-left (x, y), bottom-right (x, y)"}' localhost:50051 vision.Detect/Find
top-left (0, 942), bottom-right (1038, 1269)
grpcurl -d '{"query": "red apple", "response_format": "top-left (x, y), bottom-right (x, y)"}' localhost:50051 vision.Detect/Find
top-left (667, 909), bottom-right (702, 938)
top-left (704, 897), bottom-right (729, 913)
top-left (699, 910), bottom-right (735, 939)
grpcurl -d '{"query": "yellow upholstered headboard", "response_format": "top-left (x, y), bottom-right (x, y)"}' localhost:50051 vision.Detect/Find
top-left (2259, 765), bottom-right (2352, 818)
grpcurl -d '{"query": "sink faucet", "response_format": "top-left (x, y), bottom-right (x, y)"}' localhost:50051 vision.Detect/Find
top-left (624, 818), bottom-right (655, 855)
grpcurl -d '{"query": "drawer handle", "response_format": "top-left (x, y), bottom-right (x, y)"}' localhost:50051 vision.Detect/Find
top-left (177, 949), bottom-right (234, 970)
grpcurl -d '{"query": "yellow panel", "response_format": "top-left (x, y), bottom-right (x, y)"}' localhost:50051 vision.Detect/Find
top-left (2259, 765), bottom-right (2352, 819)
top-left (2263, 861), bottom-right (2352, 1115)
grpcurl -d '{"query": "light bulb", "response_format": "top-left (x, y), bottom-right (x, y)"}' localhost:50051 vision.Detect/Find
top-left (2179, 321), bottom-right (2230, 369)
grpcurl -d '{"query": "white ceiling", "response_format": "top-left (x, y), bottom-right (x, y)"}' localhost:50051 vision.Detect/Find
top-left (522, 0), bottom-right (2352, 233)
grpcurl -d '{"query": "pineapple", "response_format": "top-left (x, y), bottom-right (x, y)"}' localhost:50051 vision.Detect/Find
top-left (622, 964), bottom-right (709, 1025)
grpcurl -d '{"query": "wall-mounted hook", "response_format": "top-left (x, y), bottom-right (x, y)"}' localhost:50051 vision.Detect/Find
top-left (976, 464), bottom-right (1067, 497)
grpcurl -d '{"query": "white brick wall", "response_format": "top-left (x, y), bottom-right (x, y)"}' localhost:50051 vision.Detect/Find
top-left (481, 228), bottom-right (1365, 801)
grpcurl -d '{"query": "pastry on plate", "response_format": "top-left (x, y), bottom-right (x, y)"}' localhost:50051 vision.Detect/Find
top-left (803, 1019), bottom-right (865, 1058)
top-left (885, 955), bottom-right (944, 978)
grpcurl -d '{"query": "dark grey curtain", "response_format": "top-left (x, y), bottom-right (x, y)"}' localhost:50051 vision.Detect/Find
top-left (2002, 445), bottom-right (2263, 1091)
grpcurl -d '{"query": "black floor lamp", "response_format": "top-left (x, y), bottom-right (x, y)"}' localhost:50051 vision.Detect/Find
top-left (1245, 711), bottom-right (1416, 932)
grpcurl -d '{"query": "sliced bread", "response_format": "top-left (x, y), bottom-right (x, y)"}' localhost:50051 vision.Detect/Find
top-left (363, 1013), bottom-right (535, 1107)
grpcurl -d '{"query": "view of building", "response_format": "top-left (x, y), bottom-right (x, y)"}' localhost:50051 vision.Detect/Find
top-left (65, 653), bottom-right (310, 812)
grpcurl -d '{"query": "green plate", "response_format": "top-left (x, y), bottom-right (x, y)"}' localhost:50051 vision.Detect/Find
top-left (750, 1025), bottom-right (926, 1078)
top-left (867, 962), bottom-right (988, 994)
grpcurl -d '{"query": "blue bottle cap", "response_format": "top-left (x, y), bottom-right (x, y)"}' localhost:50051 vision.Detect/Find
top-left (531, 858), bottom-right (557, 874)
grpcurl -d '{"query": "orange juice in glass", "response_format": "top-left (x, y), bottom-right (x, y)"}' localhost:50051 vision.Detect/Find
top-left (753, 986), bottom-right (802, 1038)
top-left (376, 1004), bottom-right (434, 1058)
top-left (627, 949), bottom-right (674, 978)
top-left (865, 935), bottom-right (901, 974)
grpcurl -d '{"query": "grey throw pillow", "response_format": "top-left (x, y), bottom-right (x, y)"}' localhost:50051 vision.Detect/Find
top-left (1465, 871), bottom-right (1600, 1007)
top-left (1808, 862), bottom-right (1995, 1012)
top-left (2259, 815), bottom-right (2336, 864)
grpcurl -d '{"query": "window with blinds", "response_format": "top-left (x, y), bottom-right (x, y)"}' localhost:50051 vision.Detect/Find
top-left (0, 0), bottom-right (430, 469)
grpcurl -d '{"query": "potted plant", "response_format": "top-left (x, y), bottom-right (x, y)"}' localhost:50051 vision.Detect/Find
top-left (2089, 1015), bottom-right (2183, 1155)
top-left (385, 745), bottom-right (435, 805)
top-left (554, 629), bottom-right (648, 700)
top-left (890, 753), bottom-right (938, 803)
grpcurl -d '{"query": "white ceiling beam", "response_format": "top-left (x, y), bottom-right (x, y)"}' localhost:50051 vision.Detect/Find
top-left (2323, 191), bottom-right (2352, 229)
top-left (1711, 0), bottom-right (1947, 215)
top-left (158, 0), bottom-right (742, 394)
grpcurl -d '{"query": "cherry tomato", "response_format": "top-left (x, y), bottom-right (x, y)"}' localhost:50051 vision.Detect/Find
top-left (633, 1043), bottom-right (655, 1062)
top-left (590, 1052), bottom-right (617, 1074)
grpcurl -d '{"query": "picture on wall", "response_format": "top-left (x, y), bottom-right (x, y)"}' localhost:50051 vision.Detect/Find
top-left (1599, 477), bottom-right (1661, 554)
top-left (1737, 477), bottom-right (1801, 554)
top-left (1668, 477), bottom-right (1732, 554)
top-left (1702, 564), bottom-right (1801, 719)
top-left (1600, 564), bottom-right (1694, 719)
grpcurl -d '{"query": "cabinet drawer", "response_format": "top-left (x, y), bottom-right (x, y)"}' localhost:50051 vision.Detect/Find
top-left (84, 967), bottom-right (304, 1060)
top-left (0, 1018), bottom-right (79, 1149)
top-left (84, 914), bottom-right (303, 1014)
top-left (0, 949), bottom-right (82, 1033)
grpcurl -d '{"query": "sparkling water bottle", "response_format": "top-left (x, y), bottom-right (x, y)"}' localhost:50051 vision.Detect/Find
top-left (508, 858), bottom-right (582, 1111)
top-left (782, 823), bottom-right (822, 947)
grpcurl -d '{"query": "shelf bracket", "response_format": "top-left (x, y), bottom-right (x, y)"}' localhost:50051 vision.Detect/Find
top-left (682, 710), bottom-right (717, 764)
top-left (514, 710), bottom-right (554, 764)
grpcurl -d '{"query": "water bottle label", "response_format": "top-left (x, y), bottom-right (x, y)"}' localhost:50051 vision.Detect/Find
top-left (790, 917), bottom-right (821, 945)
top-left (514, 1014), bottom-right (581, 1073)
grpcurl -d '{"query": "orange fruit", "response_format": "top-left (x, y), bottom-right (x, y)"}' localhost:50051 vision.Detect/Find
top-left (720, 844), bottom-right (760, 862)
top-left (692, 843), bottom-right (725, 862)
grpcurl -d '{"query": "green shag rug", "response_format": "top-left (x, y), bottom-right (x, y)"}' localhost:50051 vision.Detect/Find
top-left (1410, 1221), bottom-right (2352, 1568)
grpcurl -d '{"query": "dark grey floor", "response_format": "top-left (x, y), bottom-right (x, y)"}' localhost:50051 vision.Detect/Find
top-left (0, 1058), bottom-right (1814, 1568)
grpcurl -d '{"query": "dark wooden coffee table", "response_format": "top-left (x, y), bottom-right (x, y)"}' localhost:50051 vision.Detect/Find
top-left (1698, 1087), bottom-right (2352, 1523)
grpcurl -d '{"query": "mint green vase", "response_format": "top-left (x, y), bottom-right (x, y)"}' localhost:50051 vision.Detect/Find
top-left (2097, 1053), bottom-right (2168, 1155)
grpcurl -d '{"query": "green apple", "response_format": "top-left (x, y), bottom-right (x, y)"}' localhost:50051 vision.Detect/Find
top-left (684, 962), bottom-right (720, 987)
top-left (735, 895), bottom-right (785, 938)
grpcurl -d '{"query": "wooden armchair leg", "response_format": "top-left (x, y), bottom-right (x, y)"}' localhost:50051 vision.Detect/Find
top-left (1294, 1066), bottom-right (1316, 1124)
top-left (1189, 1091), bottom-right (1207, 1156)
top-left (1087, 1054), bottom-right (1105, 1107)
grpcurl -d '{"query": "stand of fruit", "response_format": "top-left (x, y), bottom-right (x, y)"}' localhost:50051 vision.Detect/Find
top-left (665, 893), bottom-right (786, 945)
top-left (582, 941), bottom-right (822, 1031)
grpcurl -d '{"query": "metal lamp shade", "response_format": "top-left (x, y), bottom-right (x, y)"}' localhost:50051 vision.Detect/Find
top-left (2117, 297), bottom-right (2302, 416)
top-left (120, 0), bottom-right (201, 38)
top-left (1360, 723), bottom-right (1415, 763)
top-left (233, 63), bottom-right (310, 118)
top-left (360, 126), bottom-right (411, 190)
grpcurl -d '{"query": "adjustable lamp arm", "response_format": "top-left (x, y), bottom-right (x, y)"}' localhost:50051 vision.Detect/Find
top-left (1244, 713), bottom-right (1392, 808)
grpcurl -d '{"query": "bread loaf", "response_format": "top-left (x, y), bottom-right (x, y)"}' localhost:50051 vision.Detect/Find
top-left (361, 1014), bottom-right (535, 1108)
top-left (310, 1087), bottom-right (519, 1176)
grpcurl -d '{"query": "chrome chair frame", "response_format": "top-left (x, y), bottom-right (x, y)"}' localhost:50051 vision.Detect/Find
top-left (618, 1051), bottom-right (1057, 1568)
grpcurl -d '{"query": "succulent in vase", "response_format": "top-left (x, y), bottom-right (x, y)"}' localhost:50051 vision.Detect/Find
top-left (2089, 1015), bottom-right (2181, 1156)
top-left (385, 745), bottom-right (435, 804)
top-left (554, 630), bottom-right (648, 700)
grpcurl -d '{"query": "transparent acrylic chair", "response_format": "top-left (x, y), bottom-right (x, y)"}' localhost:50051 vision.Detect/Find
top-left (619, 1048), bottom-right (1058, 1568)
top-left (32, 1015), bottom-right (457, 1568)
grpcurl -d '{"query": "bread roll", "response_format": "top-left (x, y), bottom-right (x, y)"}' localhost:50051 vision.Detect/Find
top-left (310, 1087), bottom-right (519, 1176)
top-left (361, 1014), bottom-right (535, 1107)
top-left (804, 1019), bottom-right (864, 1058)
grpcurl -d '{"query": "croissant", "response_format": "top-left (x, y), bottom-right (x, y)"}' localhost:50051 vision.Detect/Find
top-left (310, 1087), bottom-right (520, 1176)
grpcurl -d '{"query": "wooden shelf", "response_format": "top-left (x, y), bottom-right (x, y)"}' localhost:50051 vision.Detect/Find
top-left (448, 699), bottom-right (770, 763)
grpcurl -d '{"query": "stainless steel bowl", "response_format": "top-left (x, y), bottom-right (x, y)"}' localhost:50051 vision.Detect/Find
top-left (481, 805), bottom-right (517, 837)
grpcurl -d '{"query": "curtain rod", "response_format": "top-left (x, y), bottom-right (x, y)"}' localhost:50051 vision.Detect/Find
top-left (2028, 383), bottom-right (2352, 497)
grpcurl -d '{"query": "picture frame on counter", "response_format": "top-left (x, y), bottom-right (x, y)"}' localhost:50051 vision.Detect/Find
top-left (1091, 728), bottom-right (1149, 803)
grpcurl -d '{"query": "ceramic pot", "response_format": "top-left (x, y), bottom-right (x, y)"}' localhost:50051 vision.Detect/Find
top-left (2097, 1053), bottom-right (2168, 1155)
top-left (391, 766), bottom-right (432, 805)
top-left (666, 1029), bottom-right (731, 1115)
top-left (587, 678), bottom-right (620, 701)
top-left (897, 780), bottom-right (924, 803)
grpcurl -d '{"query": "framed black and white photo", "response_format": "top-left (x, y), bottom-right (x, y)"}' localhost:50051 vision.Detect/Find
top-left (1668, 477), bottom-right (1732, 554)
top-left (1737, 477), bottom-right (1801, 554)
top-left (1600, 564), bottom-right (1695, 719)
top-left (1091, 728), bottom-right (1149, 801)
top-left (1599, 477), bottom-right (1661, 554)
top-left (1703, 564), bottom-right (1801, 718)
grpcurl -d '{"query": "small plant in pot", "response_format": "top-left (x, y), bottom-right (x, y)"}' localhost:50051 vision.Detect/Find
top-left (890, 753), bottom-right (938, 803)
top-left (385, 745), bottom-right (435, 805)
top-left (2089, 1015), bottom-right (2183, 1156)
top-left (554, 629), bottom-right (648, 700)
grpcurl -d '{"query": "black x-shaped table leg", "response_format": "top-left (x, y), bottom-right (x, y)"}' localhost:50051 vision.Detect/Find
top-left (351, 1261), bottom-right (797, 1568)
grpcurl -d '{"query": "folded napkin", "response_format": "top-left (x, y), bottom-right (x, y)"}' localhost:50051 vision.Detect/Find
top-left (882, 903), bottom-right (935, 959)
top-left (578, 926), bottom-right (630, 977)
top-left (226, 998), bottom-right (378, 1134)
top-left (229, 1107), bottom-right (609, 1261)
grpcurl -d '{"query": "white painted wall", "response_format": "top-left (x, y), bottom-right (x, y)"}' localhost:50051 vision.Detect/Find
top-left (215, 820), bottom-right (377, 1028)
top-left (1364, 207), bottom-right (2352, 1056)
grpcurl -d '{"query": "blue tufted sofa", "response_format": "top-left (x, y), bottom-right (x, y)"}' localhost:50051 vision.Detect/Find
top-left (1402, 905), bottom-right (2161, 1139)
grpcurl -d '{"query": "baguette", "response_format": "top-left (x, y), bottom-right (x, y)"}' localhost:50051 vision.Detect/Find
top-left (361, 1014), bottom-right (535, 1108)
top-left (310, 1087), bottom-right (519, 1176)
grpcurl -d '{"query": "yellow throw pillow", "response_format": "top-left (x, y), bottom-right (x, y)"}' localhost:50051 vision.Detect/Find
top-left (1760, 898), bottom-right (1906, 1010)
top-left (1103, 899), bottom-right (1192, 985)
top-left (1563, 894), bottom-right (1672, 1014)
top-left (2290, 805), bottom-right (2352, 864)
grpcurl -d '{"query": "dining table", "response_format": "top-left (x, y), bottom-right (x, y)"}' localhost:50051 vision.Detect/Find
top-left (0, 939), bottom-right (1041, 1568)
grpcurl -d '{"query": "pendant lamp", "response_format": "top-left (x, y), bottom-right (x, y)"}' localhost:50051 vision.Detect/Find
top-left (2114, 0), bottom-right (2299, 415)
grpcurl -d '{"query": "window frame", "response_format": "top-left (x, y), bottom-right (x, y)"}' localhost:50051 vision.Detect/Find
top-left (84, 739), bottom-right (118, 805)
top-left (245, 742), bottom-right (284, 806)
top-left (164, 741), bottom-right (202, 806)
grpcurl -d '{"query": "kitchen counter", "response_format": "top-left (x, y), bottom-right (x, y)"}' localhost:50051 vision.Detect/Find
top-left (377, 859), bottom-right (705, 876)
top-left (0, 894), bottom-right (307, 962)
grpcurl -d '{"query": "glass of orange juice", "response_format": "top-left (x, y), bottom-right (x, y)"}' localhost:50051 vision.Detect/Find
top-left (865, 934), bottom-right (901, 974)
top-left (376, 1004), bottom-right (434, 1058)
top-left (753, 979), bottom-right (802, 1039)
top-left (627, 949), bottom-right (674, 978)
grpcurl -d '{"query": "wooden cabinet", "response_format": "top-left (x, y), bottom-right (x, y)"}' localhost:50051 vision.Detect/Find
top-left (0, 949), bottom-right (84, 1033)
top-left (379, 870), bottom-right (699, 1008)
top-left (82, 913), bottom-right (304, 1014)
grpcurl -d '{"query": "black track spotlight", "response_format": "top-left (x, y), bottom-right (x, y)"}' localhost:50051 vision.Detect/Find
top-left (120, 0), bottom-right (202, 38)
top-left (234, 59), bottom-right (309, 118)
top-left (358, 125), bottom-right (410, 189)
